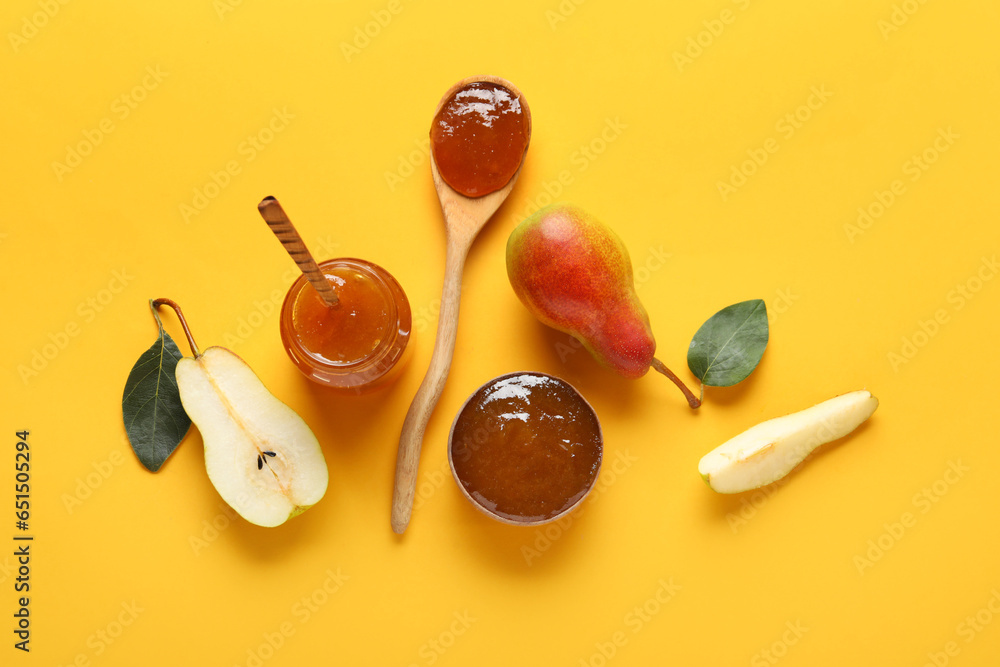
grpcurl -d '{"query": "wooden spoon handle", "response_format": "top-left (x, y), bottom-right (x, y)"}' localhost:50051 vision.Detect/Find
top-left (391, 239), bottom-right (469, 534)
top-left (257, 196), bottom-right (339, 307)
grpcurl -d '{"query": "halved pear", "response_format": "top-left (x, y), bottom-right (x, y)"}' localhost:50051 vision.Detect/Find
top-left (698, 390), bottom-right (878, 493)
top-left (176, 346), bottom-right (328, 527)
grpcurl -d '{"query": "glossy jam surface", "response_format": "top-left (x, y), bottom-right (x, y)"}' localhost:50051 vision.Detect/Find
top-left (280, 258), bottom-right (411, 390)
top-left (292, 266), bottom-right (390, 365)
top-left (430, 81), bottom-right (529, 198)
top-left (450, 373), bottom-right (602, 524)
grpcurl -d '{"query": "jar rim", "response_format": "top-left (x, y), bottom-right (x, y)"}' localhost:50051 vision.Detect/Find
top-left (281, 257), bottom-right (406, 373)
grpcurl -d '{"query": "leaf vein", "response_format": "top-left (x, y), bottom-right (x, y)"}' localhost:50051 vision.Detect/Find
top-left (702, 303), bottom-right (761, 378)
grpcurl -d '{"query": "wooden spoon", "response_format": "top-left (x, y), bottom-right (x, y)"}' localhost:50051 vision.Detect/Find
top-left (391, 75), bottom-right (531, 534)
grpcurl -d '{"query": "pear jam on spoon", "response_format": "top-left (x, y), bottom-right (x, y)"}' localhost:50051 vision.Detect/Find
top-left (430, 81), bottom-right (529, 198)
top-left (449, 372), bottom-right (602, 525)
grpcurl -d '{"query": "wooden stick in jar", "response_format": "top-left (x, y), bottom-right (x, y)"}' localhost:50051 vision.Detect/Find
top-left (257, 196), bottom-right (339, 307)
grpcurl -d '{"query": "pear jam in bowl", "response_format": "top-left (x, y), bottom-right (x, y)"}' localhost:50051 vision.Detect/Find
top-left (448, 372), bottom-right (602, 525)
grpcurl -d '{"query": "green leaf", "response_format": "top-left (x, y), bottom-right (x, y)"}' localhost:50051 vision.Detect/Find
top-left (688, 299), bottom-right (769, 387)
top-left (122, 301), bottom-right (191, 471)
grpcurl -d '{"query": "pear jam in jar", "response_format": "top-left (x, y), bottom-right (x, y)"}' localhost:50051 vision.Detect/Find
top-left (280, 258), bottom-right (411, 392)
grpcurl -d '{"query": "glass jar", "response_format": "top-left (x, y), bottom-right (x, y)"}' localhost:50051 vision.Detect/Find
top-left (279, 258), bottom-right (411, 392)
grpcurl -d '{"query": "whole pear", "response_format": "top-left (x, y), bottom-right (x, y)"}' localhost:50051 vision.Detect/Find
top-left (506, 203), bottom-right (699, 407)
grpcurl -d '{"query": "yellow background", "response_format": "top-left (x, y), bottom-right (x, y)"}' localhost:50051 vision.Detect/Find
top-left (3, 0), bottom-right (1000, 664)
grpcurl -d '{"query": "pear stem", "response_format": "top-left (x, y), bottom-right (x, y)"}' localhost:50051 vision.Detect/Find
top-left (651, 357), bottom-right (701, 409)
top-left (152, 298), bottom-right (201, 357)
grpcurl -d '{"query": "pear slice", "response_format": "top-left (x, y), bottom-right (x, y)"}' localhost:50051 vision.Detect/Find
top-left (176, 346), bottom-right (328, 527)
top-left (698, 390), bottom-right (878, 493)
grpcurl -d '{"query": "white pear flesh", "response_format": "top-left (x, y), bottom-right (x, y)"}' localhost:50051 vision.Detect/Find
top-left (698, 390), bottom-right (878, 494)
top-left (176, 346), bottom-right (328, 527)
